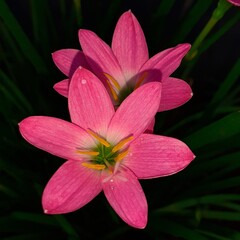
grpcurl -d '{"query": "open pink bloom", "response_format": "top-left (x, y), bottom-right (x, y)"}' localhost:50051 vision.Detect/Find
top-left (53, 10), bottom-right (192, 113)
top-left (227, 0), bottom-right (240, 6)
top-left (19, 67), bottom-right (194, 228)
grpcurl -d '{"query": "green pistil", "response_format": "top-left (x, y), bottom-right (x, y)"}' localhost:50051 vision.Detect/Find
top-left (117, 85), bottom-right (134, 106)
top-left (91, 144), bottom-right (118, 167)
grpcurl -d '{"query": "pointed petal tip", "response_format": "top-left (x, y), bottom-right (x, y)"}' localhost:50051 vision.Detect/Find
top-left (177, 43), bottom-right (191, 52)
top-left (132, 220), bottom-right (147, 229)
top-left (78, 29), bottom-right (90, 37)
top-left (53, 79), bottom-right (69, 98)
top-left (44, 209), bottom-right (49, 214)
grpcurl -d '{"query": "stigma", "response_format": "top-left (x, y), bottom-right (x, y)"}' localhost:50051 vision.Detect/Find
top-left (77, 130), bottom-right (134, 172)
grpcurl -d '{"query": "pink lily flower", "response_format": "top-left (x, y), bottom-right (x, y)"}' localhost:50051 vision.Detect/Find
top-left (19, 67), bottom-right (194, 228)
top-left (53, 10), bottom-right (192, 113)
top-left (227, 0), bottom-right (240, 6)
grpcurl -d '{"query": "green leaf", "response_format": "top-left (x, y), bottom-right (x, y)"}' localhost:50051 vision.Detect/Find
top-left (201, 58), bottom-right (240, 120)
top-left (11, 212), bottom-right (58, 226)
top-left (156, 194), bottom-right (240, 212)
top-left (0, 70), bottom-right (32, 114)
top-left (173, 0), bottom-right (213, 43)
top-left (53, 215), bottom-right (79, 237)
top-left (148, 218), bottom-right (208, 240)
top-left (202, 210), bottom-right (240, 221)
top-left (184, 111), bottom-right (240, 150)
top-left (0, 0), bottom-right (48, 74)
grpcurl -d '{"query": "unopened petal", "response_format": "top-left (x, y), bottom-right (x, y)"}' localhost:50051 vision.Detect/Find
top-left (102, 167), bottom-right (147, 229)
top-left (68, 67), bottom-right (115, 136)
top-left (43, 161), bottom-right (102, 214)
top-left (53, 79), bottom-right (69, 97)
top-left (79, 29), bottom-right (126, 87)
top-left (124, 134), bottom-right (195, 179)
top-left (140, 43), bottom-right (191, 82)
top-left (52, 49), bottom-right (89, 77)
top-left (159, 77), bottom-right (193, 111)
top-left (107, 82), bottom-right (161, 144)
top-left (112, 10), bottom-right (148, 80)
top-left (19, 116), bottom-right (95, 161)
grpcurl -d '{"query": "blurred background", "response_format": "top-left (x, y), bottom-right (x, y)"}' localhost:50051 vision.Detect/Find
top-left (1, 0), bottom-right (240, 239)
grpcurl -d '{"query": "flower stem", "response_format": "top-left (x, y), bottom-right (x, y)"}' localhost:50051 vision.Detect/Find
top-left (185, 0), bottom-right (232, 61)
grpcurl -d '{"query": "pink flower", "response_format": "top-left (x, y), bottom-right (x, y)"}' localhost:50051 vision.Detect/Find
top-left (227, 0), bottom-right (240, 6)
top-left (19, 67), bottom-right (194, 228)
top-left (53, 10), bottom-right (192, 113)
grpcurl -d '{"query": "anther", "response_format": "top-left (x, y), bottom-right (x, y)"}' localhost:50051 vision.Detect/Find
top-left (87, 129), bottom-right (111, 147)
top-left (114, 149), bottom-right (129, 162)
top-left (134, 72), bottom-right (148, 90)
top-left (82, 162), bottom-right (106, 170)
top-left (104, 73), bottom-right (121, 90)
top-left (106, 79), bottom-right (119, 101)
top-left (76, 150), bottom-right (99, 156)
top-left (112, 135), bottom-right (134, 153)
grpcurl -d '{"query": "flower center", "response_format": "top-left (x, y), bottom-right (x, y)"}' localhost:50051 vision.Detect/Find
top-left (77, 129), bottom-right (133, 172)
top-left (103, 72), bottom-right (148, 106)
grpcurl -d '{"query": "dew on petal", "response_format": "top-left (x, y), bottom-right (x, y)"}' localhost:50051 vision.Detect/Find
top-left (81, 79), bottom-right (87, 84)
top-left (110, 179), bottom-right (114, 183)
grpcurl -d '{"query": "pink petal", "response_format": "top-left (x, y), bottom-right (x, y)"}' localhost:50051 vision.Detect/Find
top-left (112, 10), bottom-right (148, 80)
top-left (79, 29), bottom-right (126, 87)
top-left (52, 49), bottom-right (89, 77)
top-left (102, 167), bottom-right (147, 229)
top-left (107, 82), bottom-right (161, 144)
top-left (124, 134), bottom-right (195, 179)
top-left (43, 161), bottom-right (102, 214)
top-left (53, 79), bottom-right (69, 97)
top-left (228, 0), bottom-right (240, 6)
top-left (68, 67), bottom-right (115, 136)
top-left (159, 77), bottom-right (193, 112)
top-left (19, 116), bottom-right (95, 161)
top-left (145, 117), bottom-right (155, 133)
top-left (140, 43), bottom-right (191, 82)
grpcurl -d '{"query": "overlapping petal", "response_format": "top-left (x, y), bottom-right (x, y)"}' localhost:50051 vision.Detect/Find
top-left (53, 79), bottom-right (69, 97)
top-left (19, 116), bottom-right (95, 161)
top-left (107, 82), bottom-right (161, 144)
top-left (52, 49), bottom-right (88, 77)
top-left (102, 167), bottom-right (147, 229)
top-left (112, 10), bottom-right (148, 80)
top-left (43, 161), bottom-right (102, 214)
top-left (124, 134), bottom-right (195, 179)
top-left (79, 30), bottom-right (126, 87)
top-left (68, 67), bottom-right (115, 136)
top-left (140, 43), bottom-right (191, 82)
top-left (228, 0), bottom-right (240, 6)
top-left (159, 77), bottom-right (193, 111)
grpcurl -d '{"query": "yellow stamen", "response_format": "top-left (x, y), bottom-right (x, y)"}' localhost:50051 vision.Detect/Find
top-left (134, 72), bottom-right (148, 90)
top-left (106, 79), bottom-right (118, 101)
top-left (104, 73), bottom-right (121, 90)
top-left (112, 135), bottom-right (134, 153)
top-left (76, 150), bottom-right (99, 156)
top-left (82, 162), bottom-right (106, 170)
top-left (87, 129), bottom-right (111, 147)
top-left (114, 149), bottom-right (129, 162)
